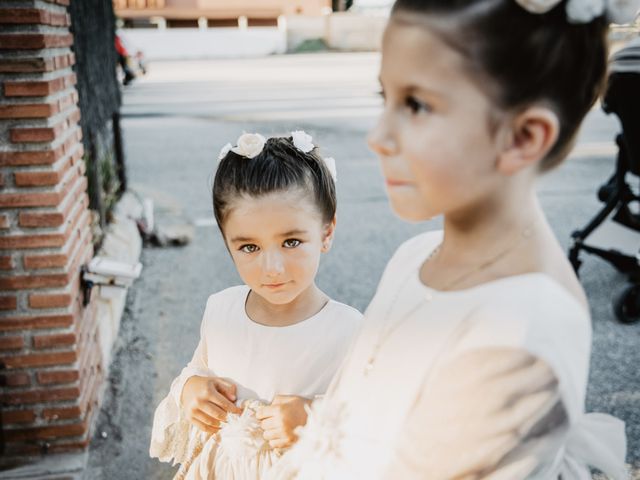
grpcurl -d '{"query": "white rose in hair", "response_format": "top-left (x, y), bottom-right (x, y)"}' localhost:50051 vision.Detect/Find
top-left (232, 133), bottom-right (266, 159)
top-left (514, 0), bottom-right (562, 13)
top-left (607, 0), bottom-right (640, 24)
top-left (291, 130), bottom-right (315, 153)
top-left (323, 157), bottom-right (337, 182)
top-left (218, 142), bottom-right (233, 160)
top-left (566, 0), bottom-right (606, 23)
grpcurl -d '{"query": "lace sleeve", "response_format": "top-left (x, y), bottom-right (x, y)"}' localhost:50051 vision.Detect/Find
top-left (149, 303), bottom-right (215, 464)
top-left (382, 348), bottom-right (568, 479)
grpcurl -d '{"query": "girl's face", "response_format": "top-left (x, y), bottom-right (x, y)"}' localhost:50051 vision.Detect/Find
top-left (368, 16), bottom-right (504, 222)
top-left (223, 190), bottom-right (333, 305)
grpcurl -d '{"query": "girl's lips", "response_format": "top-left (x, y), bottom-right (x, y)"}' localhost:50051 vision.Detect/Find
top-left (386, 179), bottom-right (411, 187)
top-left (263, 282), bottom-right (288, 289)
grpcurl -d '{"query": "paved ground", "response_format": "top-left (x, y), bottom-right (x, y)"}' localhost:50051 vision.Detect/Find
top-left (85, 53), bottom-right (639, 479)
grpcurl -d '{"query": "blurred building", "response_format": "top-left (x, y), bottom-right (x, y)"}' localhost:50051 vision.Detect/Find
top-left (114, 0), bottom-right (333, 28)
top-left (112, 0), bottom-right (385, 59)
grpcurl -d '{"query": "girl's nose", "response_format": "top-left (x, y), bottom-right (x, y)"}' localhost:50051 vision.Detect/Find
top-left (262, 249), bottom-right (285, 277)
top-left (367, 111), bottom-right (398, 157)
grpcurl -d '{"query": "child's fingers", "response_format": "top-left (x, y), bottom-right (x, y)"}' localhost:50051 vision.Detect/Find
top-left (259, 416), bottom-right (280, 431)
top-left (191, 415), bottom-right (220, 435)
top-left (255, 405), bottom-right (277, 420)
top-left (199, 400), bottom-right (228, 422)
top-left (262, 427), bottom-right (282, 441)
top-left (208, 388), bottom-right (242, 414)
top-left (192, 409), bottom-right (220, 428)
top-left (214, 378), bottom-right (237, 402)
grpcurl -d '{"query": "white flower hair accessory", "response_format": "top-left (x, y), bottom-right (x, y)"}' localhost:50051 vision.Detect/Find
top-left (291, 130), bottom-right (315, 153)
top-left (232, 133), bottom-right (266, 158)
top-left (290, 130), bottom-right (338, 182)
top-left (514, 0), bottom-right (639, 23)
top-left (217, 133), bottom-right (266, 160)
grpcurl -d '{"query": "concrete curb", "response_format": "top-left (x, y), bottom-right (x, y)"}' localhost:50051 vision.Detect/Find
top-left (94, 192), bottom-right (143, 371)
top-left (0, 453), bottom-right (87, 480)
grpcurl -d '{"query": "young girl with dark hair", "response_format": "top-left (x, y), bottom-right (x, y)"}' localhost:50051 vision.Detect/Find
top-left (273, 1), bottom-right (635, 478)
top-left (149, 132), bottom-right (361, 479)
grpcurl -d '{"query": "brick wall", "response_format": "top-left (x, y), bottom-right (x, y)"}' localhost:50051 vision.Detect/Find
top-left (0, 0), bottom-right (103, 462)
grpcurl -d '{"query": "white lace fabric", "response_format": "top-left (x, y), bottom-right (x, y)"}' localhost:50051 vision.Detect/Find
top-left (152, 398), bottom-right (281, 480)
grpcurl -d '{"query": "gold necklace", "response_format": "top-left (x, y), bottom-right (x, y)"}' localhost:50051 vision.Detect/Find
top-left (428, 225), bottom-right (535, 292)
top-left (363, 225), bottom-right (536, 376)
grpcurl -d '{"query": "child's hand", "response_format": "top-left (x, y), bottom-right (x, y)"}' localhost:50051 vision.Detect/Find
top-left (181, 376), bottom-right (242, 434)
top-left (256, 395), bottom-right (312, 449)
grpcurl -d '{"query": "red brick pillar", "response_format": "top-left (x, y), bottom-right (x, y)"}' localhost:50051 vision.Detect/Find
top-left (0, 0), bottom-right (102, 461)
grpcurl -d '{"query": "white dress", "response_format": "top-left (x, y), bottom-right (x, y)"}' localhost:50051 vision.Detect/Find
top-left (149, 285), bottom-right (363, 479)
top-left (273, 231), bottom-right (628, 480)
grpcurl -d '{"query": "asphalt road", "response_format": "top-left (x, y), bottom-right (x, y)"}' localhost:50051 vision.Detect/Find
top-left (85, 53), bottom-right (639, 479)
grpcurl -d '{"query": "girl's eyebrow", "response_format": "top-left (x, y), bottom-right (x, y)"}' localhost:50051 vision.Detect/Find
top-left (230, 235), bottom-right (255, 243)
top-left (280, 229), bottom-right (307, 237)
top-left (406, 83), bottom-right (446, 99)
top-left (379, 76), bottom-right (446, 100)
top-left (230, 230), bottom-right (307, 243)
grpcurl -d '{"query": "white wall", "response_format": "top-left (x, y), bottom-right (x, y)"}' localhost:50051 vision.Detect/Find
top-left (326, 12), bottom-right (386, 51)
top-left (121, 27), bottom-right (287, 60)
top-left (286, 12), bottom-right (386, 51)
top-left (120, 12), bottom-right (386, 60)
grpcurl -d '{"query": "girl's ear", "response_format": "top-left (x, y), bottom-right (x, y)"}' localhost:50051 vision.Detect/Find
top-left (321, 216), bottom-right (337, 253)
top-left (496, 106), bottom-right (559, 175)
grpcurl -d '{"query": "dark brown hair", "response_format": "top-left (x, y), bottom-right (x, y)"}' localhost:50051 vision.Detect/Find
top-left (213, 136), bottom-right (337, 231)
top-left (391, 0), bottom-right (609, 170)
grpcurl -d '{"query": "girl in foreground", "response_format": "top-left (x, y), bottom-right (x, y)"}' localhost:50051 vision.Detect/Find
top-left (149, 132), bottom-right (361, 479)
top-left (274, 0), bottom-right (633, 478)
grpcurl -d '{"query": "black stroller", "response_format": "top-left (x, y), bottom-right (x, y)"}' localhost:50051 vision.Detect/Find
top-left (569, 37), bottom-right (640, 324)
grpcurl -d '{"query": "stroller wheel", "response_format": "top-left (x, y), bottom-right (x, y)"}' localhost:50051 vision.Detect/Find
top-left (614, 284), bottom-right (640, 324)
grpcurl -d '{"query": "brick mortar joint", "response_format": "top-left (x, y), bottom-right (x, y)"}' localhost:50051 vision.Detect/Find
top-left (0, 3), bottom-right (70, 16)
top-left (1, 1), bottom-right (70, 15)
top-left (0, 160), bottom-right (81, 195)
top-left (0, 217), bottom-right (92, 277)
top-left (0, 201), bottom-right (91, 244)
top-left (0, 103), bottom-right (80, 129)
top-left (1, 67), bottom-right (76, 84)
top-left (0, 25), bottom-right (73, 36)
top-left (0, 125), bottom-right (82, 157)
top-left (0, 219), bottom-right (90, 264)
top-left (0, 47), bottom-right (74, 62)
top-left (0, 85), bottom-right (78, 107)
top-left (1, 152), bottom-right (74, 173)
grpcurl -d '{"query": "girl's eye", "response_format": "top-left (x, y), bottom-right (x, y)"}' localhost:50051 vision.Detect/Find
top-left (283, 239), bottom-right (301, 248)
top-left (377, 89), bottom-right (386, 101)
top-left (239, 244), bottom-right (259, 253)
top-left (405, 95), bottom-right (431, 115)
